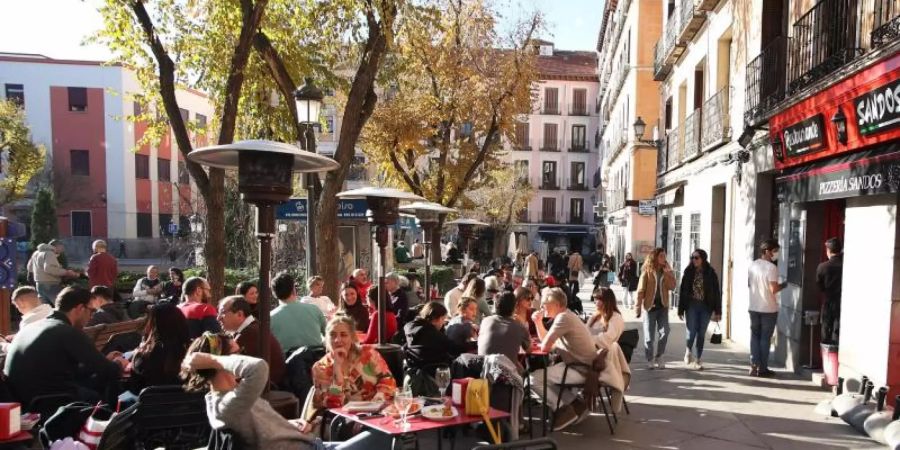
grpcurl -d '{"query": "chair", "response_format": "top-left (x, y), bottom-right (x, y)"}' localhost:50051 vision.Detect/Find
top-left (472, 437), bottom-right (558, 450)
top-left (551, 362), bottom-right (615, 434)
top-left (131, 385), bottom-right (210, 450)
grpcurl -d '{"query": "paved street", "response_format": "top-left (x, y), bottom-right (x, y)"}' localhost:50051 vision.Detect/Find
top-left (429, 284), bottom-right (881, 450)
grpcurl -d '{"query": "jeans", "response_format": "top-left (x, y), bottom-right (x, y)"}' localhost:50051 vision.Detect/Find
top-left (320, 430), bottom-right (393, 449)
top-left (642, 308), bottom-right (670, 361)
top-left (621, 289), bottom-right (635, 309)
top-left (36, 282), bottom-right (61, 305)
top-left (749, 311), bottom-right (778, 370)
top-left (685, 303), bottom-right (712, 359)
top-left (530, 362), bottom-right (586, 411)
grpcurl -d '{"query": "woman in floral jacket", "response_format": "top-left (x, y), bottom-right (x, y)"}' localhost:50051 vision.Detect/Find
top-left (312, 316), bottom-right (397, 409)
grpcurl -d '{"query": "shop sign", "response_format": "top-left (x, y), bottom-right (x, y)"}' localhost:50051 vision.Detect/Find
top-left (276, 198), bottom-right (369, 221)
top-left (638, 200), bottom-right (656, 216)
top-left (783, 114), bottom-right (826, 157)
top-left (778, 151), bottom-right (900, 202)
top-left (855, 78), bottom-right (900, 136)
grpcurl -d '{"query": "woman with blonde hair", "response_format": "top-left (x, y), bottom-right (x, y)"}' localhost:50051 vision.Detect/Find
top-left (588, 287), bottom-right (625, 350)
top-left (462, 277), bottom-right (490, 325)
top-left (635, 248), bottom-right (676, 370)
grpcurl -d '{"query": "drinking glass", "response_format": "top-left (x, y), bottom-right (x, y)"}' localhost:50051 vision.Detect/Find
top-left (435, 366), bottom-right (451, 407)
top-left (394, 389), bottom-right (413, 429)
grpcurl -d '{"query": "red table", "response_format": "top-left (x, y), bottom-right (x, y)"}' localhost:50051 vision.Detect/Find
top-left (521, 342), bottom-right (552, 437)
top-left (329, 405), bottom-right (511, 450)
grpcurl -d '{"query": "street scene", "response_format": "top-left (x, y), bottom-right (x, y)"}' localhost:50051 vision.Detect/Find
top-left (0, 0), bottom-right (899, 449)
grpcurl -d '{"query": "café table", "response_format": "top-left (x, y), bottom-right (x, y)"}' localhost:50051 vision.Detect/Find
top-left (328, 403), bottom-right (511, 450)
top-left (521, 341), bottom-right (551, 437)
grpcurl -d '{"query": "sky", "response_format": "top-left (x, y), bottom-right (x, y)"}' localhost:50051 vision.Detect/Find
top-left (0, 0), bottom-right (602, 61)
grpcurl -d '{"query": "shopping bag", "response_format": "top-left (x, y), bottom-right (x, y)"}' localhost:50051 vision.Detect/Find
top-left (710, 323), bottom-right (723, 344)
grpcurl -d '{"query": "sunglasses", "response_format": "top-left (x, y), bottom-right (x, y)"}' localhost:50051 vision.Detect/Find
top-left (691, 255), bottom-right (702, 260)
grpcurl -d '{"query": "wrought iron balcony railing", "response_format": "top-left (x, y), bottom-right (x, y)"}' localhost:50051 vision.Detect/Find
top-left (539, 140), bottom-right (563, 152)
top-left (744, 36), bottom-right (788, 126)
top-left (787, 0), bottom-right (863, 94)
top-left (682, 109), bottom-right (701, 160)
top-left (873, 0), bottom-right (900, 47)
top-left (567, 140), bottom-right (590, 153)
top-left (568, 103), bottom-right (590, 116)
top-left (513, 139), bottom-right (532, 151)
top-left (701, 85), bottom-right (731, 150)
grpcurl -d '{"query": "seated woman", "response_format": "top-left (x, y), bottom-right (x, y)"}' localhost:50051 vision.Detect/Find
top-left (162, 267), bottom-right (185, 302)
top-left (403, 302), bottom-right (475, 377)
top-left (182, 331), bottom-right (392, 450)
top-left (128, 302), bottom-right (190, 392)
top-left (587, 287), bottom-right (625, 350)
top-left (445, 297), bottom-right (478, 347)
top-left (235, 281), bottom-right (260, 317)
top-left (362, 288), bottom-right (397, 345)
top-left (336, 282), bottom-right (369, 333)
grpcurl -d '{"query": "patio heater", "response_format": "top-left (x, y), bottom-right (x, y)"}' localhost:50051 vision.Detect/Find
top-left (446, 218), bottom-right (488, 268)
top-left (188, 140), bottom-right (339, 362)
top-left (337, 187), bottom-right (424, 380)
top-left (400, 202), bottom-right (457, 300)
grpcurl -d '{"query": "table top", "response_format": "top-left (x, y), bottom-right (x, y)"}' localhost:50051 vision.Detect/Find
top-left (329, 405), bottom-right (511, 436)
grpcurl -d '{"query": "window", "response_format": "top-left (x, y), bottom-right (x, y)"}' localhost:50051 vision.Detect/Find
top-left (541, 161), bottom-right (557, 188)
top-left (571, 125), bottom-right (586, 150)
top-left (133, 101), bottom-right (142, 117)
top-left (196, 113), bottom-right (207, 130)
top-left (179, 108), bottom-right (189, 123)
top-left (672, 215), bottom-right (683, 278)
top-left (514, 160), bottom-right (529, 184)
top-left (137, 213), bottom-right (153, 238)
top-left (570, 161), bottom-right (585, 188)
top-left (159, 214), bottom-right (174, 236)
top-left (158, 158), bottom-right (171, 182)
top-left (690, 213), bottom-right (701, 252)
top-left (570, 198), bottom-right (584, 223)
top-left (542, 123), bottom-right (558, 150)
top-left (660, 215), bottom-right (669, 249)
top-left (68, 87), bottom-right (87, 112)
top-left (543, 88), bottom-right (559, 114)
top-left (541, 197), bottom-right (557, 223)
top-left (71, 211), bottom-right (92, 237)
top-left (572, 89), bottom-right (587, 115)
top-left (515, 122), bottom-right (530, 149)
top-left (178, 162), bottom-right (190, 184)
top-left (325, 115), bottom-right (335, 134)
top-left (70, 150), bottom-right (90, 176)
top-left (135, 154), bottom-right (150, 179)
top-left (5, 84), bottom-right (24, 106)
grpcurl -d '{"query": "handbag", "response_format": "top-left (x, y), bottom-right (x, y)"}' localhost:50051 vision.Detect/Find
top-left (710, 322), bottom-right (723, 344)
top-left (78, 403), bottom-right (114, 450)
top-left (465, 379), bottom-right (501, 445)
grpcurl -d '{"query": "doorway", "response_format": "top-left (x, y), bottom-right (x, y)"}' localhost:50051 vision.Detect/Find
top-left (711, 185), bottom-right (727, 277)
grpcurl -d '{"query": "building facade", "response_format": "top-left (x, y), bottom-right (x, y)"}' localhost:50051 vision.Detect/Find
top-left (0, 53), bottom-right (212, 259)
top-left (506, 41), bottom-right (600, 257)
top-left (596, 0), bottom-right (663, 266)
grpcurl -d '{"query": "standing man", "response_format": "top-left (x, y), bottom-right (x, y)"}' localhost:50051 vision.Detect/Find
top-left (87, 240), bottom-right (118, 290)
top-left (816, 238), bottom-right (843, 345)
top-left (28, 240), bottom-right (78, 305)
top-left (748, 239), bottom-right (788, 377)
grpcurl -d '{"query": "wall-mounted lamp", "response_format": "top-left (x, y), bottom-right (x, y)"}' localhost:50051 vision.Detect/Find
top-left (633, 116), bottom-right (662, 149)
top-left (832, 108), bottom-right (848, 144)
top-left (770, 134), bottom-right (784, 161)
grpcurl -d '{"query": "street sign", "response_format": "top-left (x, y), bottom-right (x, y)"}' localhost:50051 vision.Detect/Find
top-left (167, 223), bottom-right (179, 234)
top-left (276, 198), bottom-right (369, 221)
top-left (638, 200), bottom-right (656, 216)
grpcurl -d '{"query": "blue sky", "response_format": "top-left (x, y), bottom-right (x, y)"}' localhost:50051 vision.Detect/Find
top-left (0, 0), bottom-right (601, 61)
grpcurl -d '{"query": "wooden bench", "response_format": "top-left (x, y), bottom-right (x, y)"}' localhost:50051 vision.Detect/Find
top-left (83, 317), bottom-right (147, 352)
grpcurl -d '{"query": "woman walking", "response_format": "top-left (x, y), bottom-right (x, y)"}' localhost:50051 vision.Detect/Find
top-left (635, 248), bottom-right (676, 370)
top-left (617, 253), bottom-right (639, 309)
top-left (678, 249), bottom-right (721, 370)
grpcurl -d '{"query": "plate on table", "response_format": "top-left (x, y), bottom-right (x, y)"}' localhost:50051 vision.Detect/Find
top-left (421, 404), bottom-right (458, 421)
top-left (382, 399), bottom-right (424, 418)
top-left (345, 401), bottom-right (384, 413)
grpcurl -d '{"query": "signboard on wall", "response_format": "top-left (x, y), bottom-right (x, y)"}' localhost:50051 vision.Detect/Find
top-left (787, 220), bottom-right (803, 285)
top-left (638, 200), bottom-right (656, 216)
top-left (275, 198), bottom-right (369, 221)
top-left (783, 114), bottom-right (826, 157)
top-left (777, 149), bottom-right (900, 202)
top-left (855, 77), bottom-right (900, 136)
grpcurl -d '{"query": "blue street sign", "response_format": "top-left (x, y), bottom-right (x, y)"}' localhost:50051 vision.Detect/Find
top-left (167, 223), bottom-right (179, 234)
top-left (276, 198), bottom-right (369, 221)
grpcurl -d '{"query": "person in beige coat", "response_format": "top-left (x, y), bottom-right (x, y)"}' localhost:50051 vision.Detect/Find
top-left (635, 248), bottom-right (676, 370)
top-left (566, 250), bottom-right (584, 296)
top-left (524, 251), bottom-right (539, 281)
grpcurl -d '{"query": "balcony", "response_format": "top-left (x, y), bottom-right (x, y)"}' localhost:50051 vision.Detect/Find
top-left (873, 0), bottom-right (900, 47)
top-left (513, 139), bottom-right (532, 151)
top-left (657, 140), bottom-right (668, 174)
top-left (678, 1), bottom-right (707, 44)
top-left (682, 109), bottom-right (701, 161)
top-left (539, 140), bottom-right (562, 152)
top-left (541, 213), bottom-right (558, 224)
top-left (744, 36), bottom-right (788, 126)
top-left (540, 180), bottom-right (560, 190)
top-left (653, 14), bottom-right (686, 81)
top-left (568, 103), bottom-right (590, 116)
top-left (665, 125), bottom-right (682, 169)
top-left (567, 180), bottom-right (589, 191)
top-left (567, 140), bottom-right (590, 153)
top-left (606, 189), bottom-right (627, 212)
top-left (701, 85), bottom-right (732, 150)
top-left (696, 0), bottom-right (724, 11)
top-left (541, 104), bottom-right (561, 115)
top-left (787, 0), bottom-right (864, 95)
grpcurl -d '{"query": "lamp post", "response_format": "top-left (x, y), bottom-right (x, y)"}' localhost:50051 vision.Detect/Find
top-left (188, 140), bottom-right (338, 363)
top-left (189, 214), bottom-right (205, 266)
top-left (446, 218), bottom-right (488, 269)
top-left (400, 202), bottom-right (457, 300)
top-left (295, 78), bottom-right (325, 277)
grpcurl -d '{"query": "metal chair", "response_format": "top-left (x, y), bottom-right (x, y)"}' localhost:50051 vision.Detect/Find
top-left (472, 437), bottom-right (558, 450)
top-left (552, 362), bottom-right (615, 434)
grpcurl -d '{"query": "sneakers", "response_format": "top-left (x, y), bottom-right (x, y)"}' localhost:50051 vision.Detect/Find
top-left (655, 358), bottom-right (666, 369)
top-left (572, 398), bottom-right (590, 424)
top-left (552, 405), bottom-right (579, 431)
top-left (684, 349), bottom-right (694, 366)
top-left (694, 359), bottom-right (704, 370)
top-left (749, 365), bottom-right (759, 376)
top-left (757, 368), bottom-right (776, 378)
top-left (647, 361), bottom-right (656, 370)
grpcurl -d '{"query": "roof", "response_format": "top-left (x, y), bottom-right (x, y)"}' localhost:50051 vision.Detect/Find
top-left (0, 51), bottom-right (121, 67)
top-left (537, 50), bottom-right (598, 81)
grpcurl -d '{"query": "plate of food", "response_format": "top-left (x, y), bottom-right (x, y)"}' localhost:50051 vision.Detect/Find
top-left (382, 399), bottom-right (424, 418)
top-left (344, 401), bottom-right (385, 413)
top-left (421, 404), bottom-right (458, 421)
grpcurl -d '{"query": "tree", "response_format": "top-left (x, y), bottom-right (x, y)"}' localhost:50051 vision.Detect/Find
top-left (0, 100), bottom-right (45, 209)
top-left (362, 0), bottom-right (541, 260)
top-left (29, 188), bottom-right (58, 251)
top-left (463, 167), bottom-right (534, 258)
top-left (95, 0), bottom-right (404, 301)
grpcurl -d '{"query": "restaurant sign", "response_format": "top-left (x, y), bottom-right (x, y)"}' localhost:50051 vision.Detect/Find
top-left (783, 114), bottom-right (826, 157)
top-left (276, 198), bottom-right (369, 221)
top-left (855, 78), bottom-right (900, 136)
top-left (778, 151), bottom-right (900, 202)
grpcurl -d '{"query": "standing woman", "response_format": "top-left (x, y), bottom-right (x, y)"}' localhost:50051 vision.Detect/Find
top-left (635, 248), bottom-right (676, 370)
top-left (678, 249), bottom-right (721, 370)
top-left (617, 253), bottom-right (639, 309)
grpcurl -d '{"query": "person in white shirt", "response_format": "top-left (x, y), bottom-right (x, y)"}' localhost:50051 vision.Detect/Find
top-left (300, 275), bottom-right (336, 318)
top-left (747, 239), bottom-right (787, 377)
top-left (411, 239), bottom-right (425, 259)
top-left (587, 287), bottom-right (625, 350)
top-left (443, 272), bottom-right (477, 314)
top-left (12, 286), bottom-right (53, 330)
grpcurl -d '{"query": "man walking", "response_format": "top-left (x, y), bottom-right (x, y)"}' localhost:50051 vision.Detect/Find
top-left (28, 240), bottom-right (78, 305)
top-left (748, 239), bottom-right (788, 377)
top-left (87, 240), bottom-right (118, 290)
top-left (816, 237), bottom-right (843, 345)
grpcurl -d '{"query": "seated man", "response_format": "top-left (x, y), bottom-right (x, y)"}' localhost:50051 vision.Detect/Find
top-left (87, 285), bottom-right (129, 326)
top-left (300, 275), bottom-right (336, 318)
top-left (11, 286), bottom-right (53, 330)
top-left (218, 295), bottom-right (285, 386)
top-left (394, 241), bottom-right (411, 264)
top-left (179, 277), bottom-right (221, 339)
top-left (270, 272), bottom-right (326, 354)
top-left (4, 287), bottom-right (127, 405)
top-left (132, 265), bottom-right (163, 304)
top-left (531, 287), bottom-right (597, 432)
top-left (478, 291), bottom-right (530, 369)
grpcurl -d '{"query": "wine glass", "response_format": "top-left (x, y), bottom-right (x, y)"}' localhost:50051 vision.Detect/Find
top-left (394, 388), bottom-right (413, 430)
top-left (435, 366), bottom-right (451, 408)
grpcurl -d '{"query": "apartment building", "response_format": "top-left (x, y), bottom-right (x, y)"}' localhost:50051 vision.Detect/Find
top-left (506, 41), bottom-right (600, 256)
top-left (741, 0), bottom-right (900, 395)
top-left (595, 0), bottom-right (663, 265)
top-left (0, 52), bottom-right (212, 258)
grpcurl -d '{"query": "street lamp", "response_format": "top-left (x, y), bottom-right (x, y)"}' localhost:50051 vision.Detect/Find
top-left (446, 218), bottom-right (488, 268)
top-left (295, 78), bottom-right (325, 278)
top-left (188, 139), bottom-right (339, 364)
top-left (338, 187), bottom-right (424, 380)
top-left (399, 202), bottom-right (457, 300)
top-left (633, 116), bottom-right (663, 148)
top-left (831, 108), bottom-right (848, 144)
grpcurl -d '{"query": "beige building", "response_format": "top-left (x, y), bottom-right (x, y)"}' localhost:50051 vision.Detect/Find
top-left (596, 0), bottom-right (663, 264)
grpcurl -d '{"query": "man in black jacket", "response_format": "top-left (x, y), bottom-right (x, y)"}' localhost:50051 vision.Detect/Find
top-left (4, 287), bottom-right (126, 405)
top-left (816, 238), bottom-right (843, 345)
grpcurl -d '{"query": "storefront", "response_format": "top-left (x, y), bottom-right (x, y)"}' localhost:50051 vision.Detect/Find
top-left (769, 52), bottom-right (900, 397)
